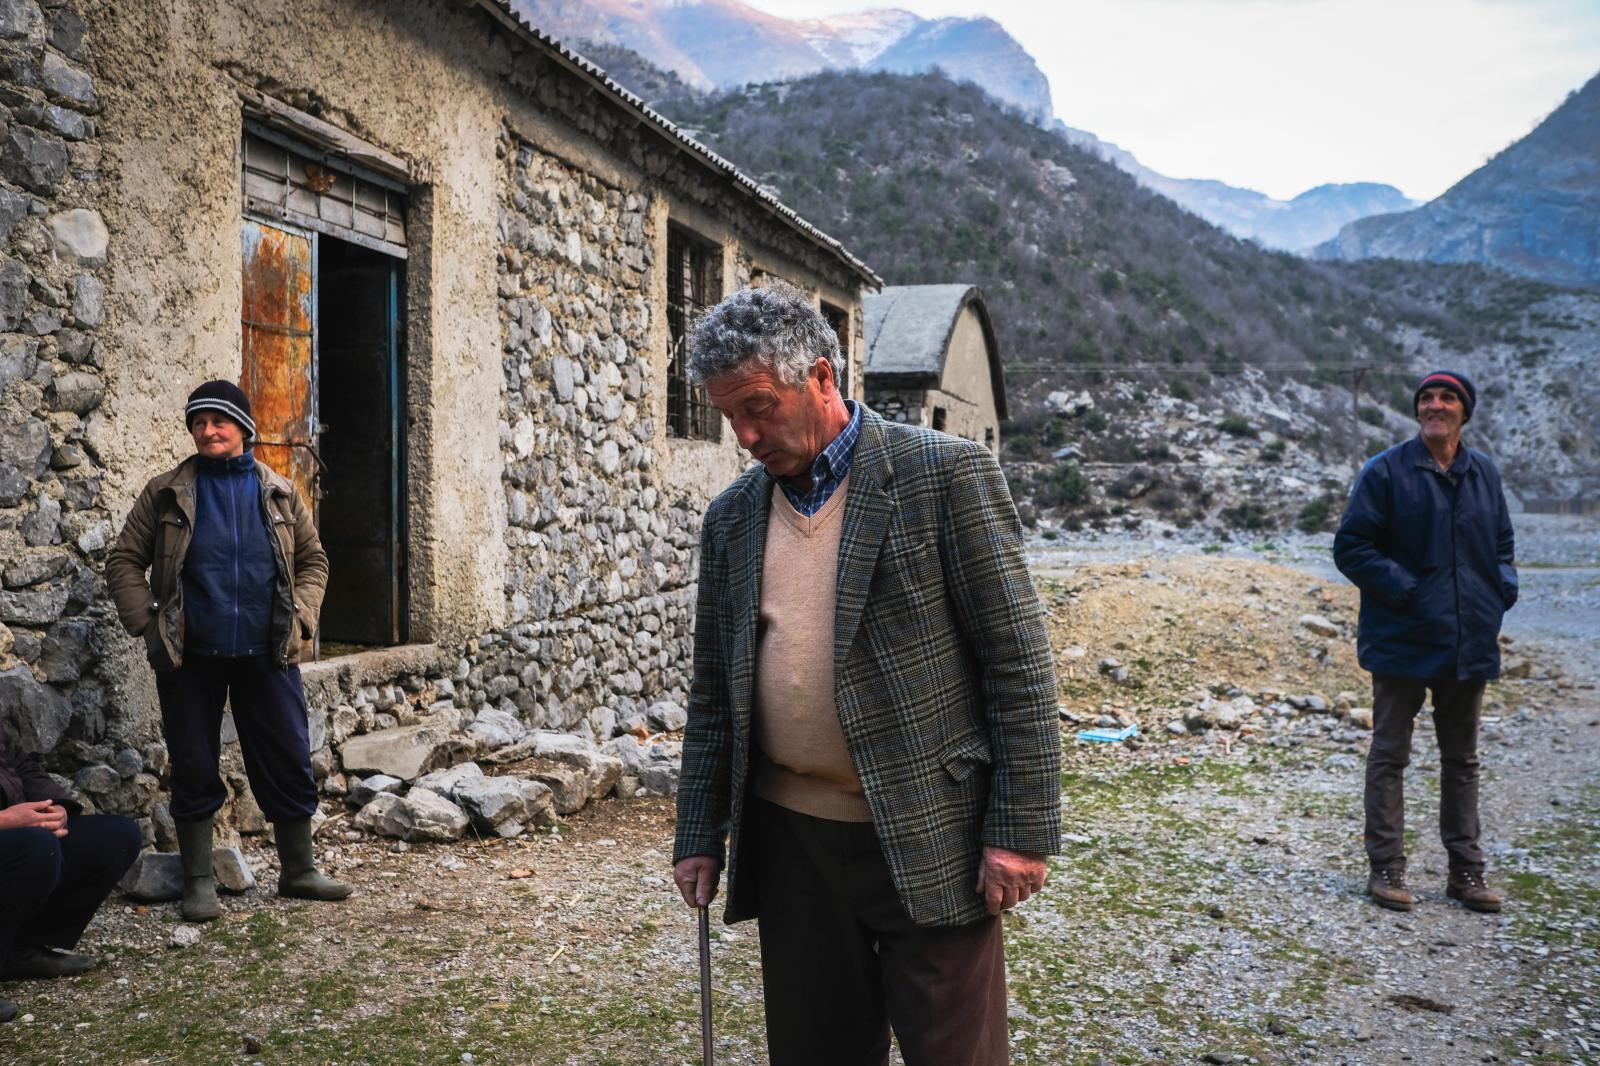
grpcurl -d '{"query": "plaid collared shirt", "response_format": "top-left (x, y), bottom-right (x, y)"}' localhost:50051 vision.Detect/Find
top-left (777, 400), bottom-right (861, 516)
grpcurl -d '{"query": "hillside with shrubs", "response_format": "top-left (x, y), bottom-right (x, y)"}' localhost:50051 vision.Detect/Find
top-left (621, 62), bottom-right (1600, 530)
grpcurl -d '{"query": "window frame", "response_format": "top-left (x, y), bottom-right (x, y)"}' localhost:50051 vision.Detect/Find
top-left (665, 224), bottom-right (722, 442)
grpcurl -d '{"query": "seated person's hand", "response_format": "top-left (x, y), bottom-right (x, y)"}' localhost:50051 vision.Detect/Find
top-left (0, 800), bottom-right (70, 836)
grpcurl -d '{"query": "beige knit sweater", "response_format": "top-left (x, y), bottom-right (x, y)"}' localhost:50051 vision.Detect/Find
top-left (749, 476), bottom-right (872, 822)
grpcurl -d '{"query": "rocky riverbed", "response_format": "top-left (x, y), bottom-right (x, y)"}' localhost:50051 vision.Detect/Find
top-left (3, 525), bottom-right (1596, 1066)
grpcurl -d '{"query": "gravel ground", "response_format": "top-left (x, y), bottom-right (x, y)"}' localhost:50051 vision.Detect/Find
top-left (3, 529), bottom-right (1596, 1066)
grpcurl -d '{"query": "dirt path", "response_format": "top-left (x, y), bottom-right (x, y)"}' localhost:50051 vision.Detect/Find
top-left (4, 555), bottom-right (1596, 1066)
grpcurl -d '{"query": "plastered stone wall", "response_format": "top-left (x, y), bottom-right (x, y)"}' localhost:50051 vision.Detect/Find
top-left (928, 305), bottom-right (1002, 451)
top-left (869, 306), bottom-right (1001, 453)
top-left (1, 0), bottom-right (869, 836)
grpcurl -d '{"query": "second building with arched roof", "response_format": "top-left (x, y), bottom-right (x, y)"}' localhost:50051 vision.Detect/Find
top-left (863, 284), bottom-right (1006, 455)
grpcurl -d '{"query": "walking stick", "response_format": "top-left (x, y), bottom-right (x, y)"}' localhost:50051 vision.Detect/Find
top-left (698, 903), bottom-right (715, 1065)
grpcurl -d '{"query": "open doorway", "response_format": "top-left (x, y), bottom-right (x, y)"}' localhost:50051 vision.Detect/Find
top-left (240, 222), bottom-right (407, 653)
top-left (316, 235), bottom-right (406, 648)
top-left (241, 123), bottom-right (410, 656)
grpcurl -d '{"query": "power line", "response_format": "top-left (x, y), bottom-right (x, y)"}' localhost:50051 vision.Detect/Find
top-left (1001, 363), bottom-right (1422, 376)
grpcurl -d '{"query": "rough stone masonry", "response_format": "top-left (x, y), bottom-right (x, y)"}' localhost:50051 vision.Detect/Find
top-left (491, 130), bottom-right (698, 744)
top-left (0, 0), bottom-right (120, 787)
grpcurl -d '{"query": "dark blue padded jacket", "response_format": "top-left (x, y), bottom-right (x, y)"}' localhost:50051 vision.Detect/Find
top-left (182, 451), bottom-right (279, 657)
top-left (1333, 436), bottom-right (1518, 681)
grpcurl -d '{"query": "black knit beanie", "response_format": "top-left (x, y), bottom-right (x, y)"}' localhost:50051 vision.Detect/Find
top-left (185, 380), bottom-right (256, 439)
top-left (1413, 369), bottom-right (1476, 423)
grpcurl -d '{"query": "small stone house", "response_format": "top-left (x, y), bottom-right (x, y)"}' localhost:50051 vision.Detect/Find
top-left (863, 284), bottom-right (1005, 454)
top-left (0, 0), bottom-right (877, 831)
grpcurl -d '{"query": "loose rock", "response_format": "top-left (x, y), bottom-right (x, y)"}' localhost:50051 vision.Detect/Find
top-left (1298, 614), bottom-right (1340, 638)
top-left (352, 790), bottom-right (469, 842)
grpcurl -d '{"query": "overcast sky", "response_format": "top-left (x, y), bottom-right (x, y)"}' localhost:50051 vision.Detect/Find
top-left (741, 0), bottom-right (1600, 202)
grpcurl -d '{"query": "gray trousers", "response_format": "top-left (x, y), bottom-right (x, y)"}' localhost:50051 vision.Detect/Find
top-left (1365, 674), bottom-right (1487, 872)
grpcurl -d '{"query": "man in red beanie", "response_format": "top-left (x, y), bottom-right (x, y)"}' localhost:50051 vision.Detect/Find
top-left (1334, 368), bottom-right (1516, 914)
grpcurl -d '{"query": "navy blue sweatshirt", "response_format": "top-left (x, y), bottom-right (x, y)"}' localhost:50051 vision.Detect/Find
top-left (182, 451), bottom-right (279, 657)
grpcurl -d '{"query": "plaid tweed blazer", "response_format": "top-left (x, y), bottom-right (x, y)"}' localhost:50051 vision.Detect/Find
top-left (673, 407), bottom-right (1062, 927)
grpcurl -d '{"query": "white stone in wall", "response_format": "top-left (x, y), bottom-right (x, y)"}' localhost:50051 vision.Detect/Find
top-left (470, 708), bottom-right (525, 749)
top-left (551, 355), bottom-right (574, 400)
top-left (47, 209), bottom-right (107, 265)
top-left (512, 416), bottom-right (535, 458)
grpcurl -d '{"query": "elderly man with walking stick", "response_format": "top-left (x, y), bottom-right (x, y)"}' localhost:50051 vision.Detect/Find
top-left (672, 282), bottom-right (1062, 1066)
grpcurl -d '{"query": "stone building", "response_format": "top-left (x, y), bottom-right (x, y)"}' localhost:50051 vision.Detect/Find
top-left (0, 0), bottom-right (876, 831)
top-left (863, 284), bottom-right (1005, 454)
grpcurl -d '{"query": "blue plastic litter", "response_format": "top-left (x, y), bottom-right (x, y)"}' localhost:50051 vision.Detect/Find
top-left (1076, 723), bottom-right (1139, 743)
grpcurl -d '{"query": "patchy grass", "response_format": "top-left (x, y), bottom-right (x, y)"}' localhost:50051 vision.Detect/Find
top-left (1005, 753), bottom-right (1381, 1063)
top-left (8, 559), bottom-right (1595, 1065)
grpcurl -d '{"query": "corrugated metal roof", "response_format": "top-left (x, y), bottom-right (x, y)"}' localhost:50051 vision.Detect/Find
top-left (475, 0), bottom-right (881, 289)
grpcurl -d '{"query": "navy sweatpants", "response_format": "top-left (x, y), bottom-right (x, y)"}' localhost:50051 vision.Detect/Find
top-left (0, 815), bottom-right (142, 963)
top-left (155, 656), bottom-right (318, 824)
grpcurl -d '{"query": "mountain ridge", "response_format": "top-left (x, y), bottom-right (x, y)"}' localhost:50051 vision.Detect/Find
top-left (514, 0), bottom-right (1420, 252)
top-left (1317, 72), bottom-right (1600, 287)
top-left (511, 0), bottom-right (1055, 120)
top-left (1060, 125), bottom-right (1418, 253)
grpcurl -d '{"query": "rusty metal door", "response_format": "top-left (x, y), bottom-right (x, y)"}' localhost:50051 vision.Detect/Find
top-left (241, 219), bottom-right (319, 505)
top-left (241, 217), bottom-right (319, 658)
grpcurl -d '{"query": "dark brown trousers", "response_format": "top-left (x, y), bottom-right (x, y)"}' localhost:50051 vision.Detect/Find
top-left (1365, 674), bottom-right (1487, 872)
top-left (749, 797), bottom-right (1007, 1066)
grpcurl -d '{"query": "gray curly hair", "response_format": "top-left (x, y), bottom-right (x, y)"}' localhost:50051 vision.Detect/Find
top-left (687, 281), bottom-right (841, 388)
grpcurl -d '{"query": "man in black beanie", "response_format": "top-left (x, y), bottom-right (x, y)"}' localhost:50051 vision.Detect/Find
top-left (105, 380), bottom-right (349, 921)
top-left (1333, 368), bottom-right (1517, 913)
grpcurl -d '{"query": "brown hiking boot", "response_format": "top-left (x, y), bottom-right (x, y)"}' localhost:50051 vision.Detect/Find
top-left (1368, 865), bottom-right (1415, 911)
top-left (1447, 869), bottom-right (1503, 913)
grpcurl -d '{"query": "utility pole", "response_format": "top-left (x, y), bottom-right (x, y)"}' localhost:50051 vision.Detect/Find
top-left (1350, 366), bottom-right (1370, 480)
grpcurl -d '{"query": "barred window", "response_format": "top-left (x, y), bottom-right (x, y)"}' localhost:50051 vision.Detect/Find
top-left (666, 227), bottom-right (721, 441)
top-left (821, 300), bottom-right (849, 398)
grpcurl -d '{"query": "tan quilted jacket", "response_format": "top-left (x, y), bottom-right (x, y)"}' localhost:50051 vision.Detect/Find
top-left (105, 456), bottom-right (327, 670)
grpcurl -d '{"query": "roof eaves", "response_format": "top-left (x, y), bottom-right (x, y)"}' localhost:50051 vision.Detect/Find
top-left (474, 0), bottom-right (882, 290)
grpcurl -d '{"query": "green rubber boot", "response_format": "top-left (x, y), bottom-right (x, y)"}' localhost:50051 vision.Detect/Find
top-left (175, 817), bottom-right (221, 923)
top-left (275, 818), bottom-right (351, 902)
